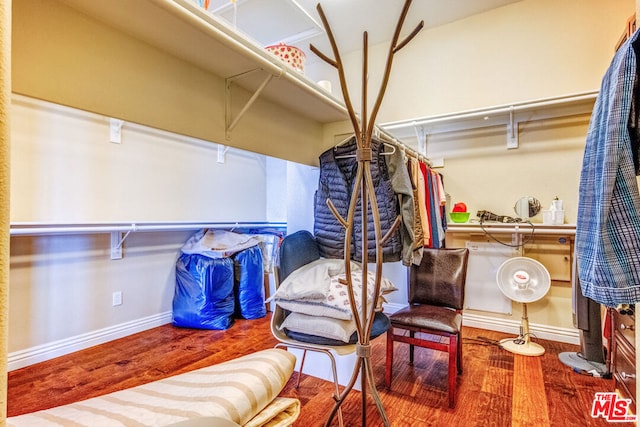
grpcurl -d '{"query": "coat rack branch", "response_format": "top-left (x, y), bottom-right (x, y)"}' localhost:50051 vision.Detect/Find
top-left (326, 199), bottom-right (348, 228)
top-left (314, 3), bottom-right (363, 147)
top-left (382, 216), bottom-right (402, 245)
top-left (394, 21), bottom-right (424, 53)
top-left (309, 44), bottom-right (336, 68)
top-left (366, 4), bottom-right (424, 143)
top-left (312, 1), bottom-right (422, 425)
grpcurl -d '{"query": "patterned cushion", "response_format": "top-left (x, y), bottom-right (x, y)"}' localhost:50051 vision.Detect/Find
top-left (7, 349), bottom-right (300, 427)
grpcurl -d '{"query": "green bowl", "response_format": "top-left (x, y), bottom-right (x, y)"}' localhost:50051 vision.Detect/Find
top-left (449, 212), bottom-right (470, 223)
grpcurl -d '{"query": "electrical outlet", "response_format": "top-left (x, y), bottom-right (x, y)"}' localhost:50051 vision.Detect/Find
top-left (112, 291), bottom-right (123, 307)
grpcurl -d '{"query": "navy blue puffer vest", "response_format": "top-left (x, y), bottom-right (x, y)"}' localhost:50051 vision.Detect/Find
top-left (314, 137), bottom-right (401, 263)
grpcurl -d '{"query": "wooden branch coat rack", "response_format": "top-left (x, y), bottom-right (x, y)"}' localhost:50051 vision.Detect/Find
top-left (310, 1), bottom-right (423, 425)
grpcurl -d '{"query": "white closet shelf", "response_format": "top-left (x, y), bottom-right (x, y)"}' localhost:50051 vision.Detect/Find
top-left (379, 91), bottom-right (598, 145)
top-left (10, 221), bottom-right (286, 236)
top-left (446, 222), bottom-right (576, 236)
top-left (10, 221), bottom-right (286, 260)
top-left (56, 0), bottom-right (348, 124)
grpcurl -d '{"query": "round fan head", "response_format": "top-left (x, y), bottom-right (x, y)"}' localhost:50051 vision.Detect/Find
top-left (496, 257), bottom-right (551, 304)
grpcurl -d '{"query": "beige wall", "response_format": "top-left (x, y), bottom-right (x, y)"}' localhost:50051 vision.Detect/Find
top-left (12, 0), bottom-right (325, 166)
top-left (7, 97), bottom-right (288, 369)
top-left (429, 114), bottom-right (591, 224)
top-left (10, 96), bottom-right (271, 223)
top-left (308, 0), bottom-right (632, 123)
top-left (385, 0), bottom-right (629, 121)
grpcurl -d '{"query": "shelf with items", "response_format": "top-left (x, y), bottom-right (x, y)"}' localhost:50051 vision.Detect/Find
top-left (380, 91), bottom-right (598, 150)
top-left (445, 222), bottom-right (576, 236)
top-left (445, 223), bottom-right (575, 283)
top-left (55, 0), bottom-right (349, 126)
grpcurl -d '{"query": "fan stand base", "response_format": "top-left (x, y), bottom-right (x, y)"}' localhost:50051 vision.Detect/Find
top-left (558, 352), bottom-right (608, 377)
top-left (500, 337), bottom-right (545, 356)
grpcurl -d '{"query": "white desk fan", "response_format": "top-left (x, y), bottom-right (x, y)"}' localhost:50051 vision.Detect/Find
top-left (496, 257), bottom-right (551, 356)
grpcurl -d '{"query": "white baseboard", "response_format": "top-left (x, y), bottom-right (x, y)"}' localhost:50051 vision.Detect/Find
top-left (462, 312), bottom-right (580, 345)
top-left (9, 306), bottom-right (581, 372)
top-left (383, 303), bottom-right (580, 345)
top-left (8, 311), bottom-right (173, 371)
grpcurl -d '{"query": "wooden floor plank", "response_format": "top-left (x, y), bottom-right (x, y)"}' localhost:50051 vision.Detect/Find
top-left (512, 354), bottom-right (550, 427)
top-left (7, 315), bottom-right (625, 426)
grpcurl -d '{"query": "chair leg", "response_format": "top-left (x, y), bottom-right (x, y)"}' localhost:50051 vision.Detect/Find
top-left (409, 331), bottom-right (415, 365)
top-left (448, 335), bottom-right (457, 408)
top-left (385, 327), bottom-right (394, 388)
top-left (457, 331), bottom-right (463, 375)
top-left (285, 346), bottom-right (343, 427)
top-left (325, 351), bottom-right (344, 427)
top-left (296, 349), bottom-right (308, 389)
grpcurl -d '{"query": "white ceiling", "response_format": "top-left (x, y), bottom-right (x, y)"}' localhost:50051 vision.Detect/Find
top-left (206, 0), bottom-right (523, 62)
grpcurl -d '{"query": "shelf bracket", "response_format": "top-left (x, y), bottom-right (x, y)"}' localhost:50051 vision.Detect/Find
top-left (507, 107), bottom-right (519, 149)
top-left (225, 68), bottom-right (280, 140)
top-left (109, 118), bottom-right (124, 144)
top-left (413, 123), bottom-right (427, 156)
top-left (110, 227), bottom-right (134, 260)
top-left (217, 144), bottom-right (229, 163)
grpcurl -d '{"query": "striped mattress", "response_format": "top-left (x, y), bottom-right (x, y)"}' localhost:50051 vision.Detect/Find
top-left (8, 348), bottom-right (300, 427)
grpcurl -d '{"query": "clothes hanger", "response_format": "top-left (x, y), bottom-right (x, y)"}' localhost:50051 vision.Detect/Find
top-left (381, 142), bottom-right (396, 156)
top-left (334, 134), bottom-right (356, 148)
top-left (334, 138), bottom-right (396, 159)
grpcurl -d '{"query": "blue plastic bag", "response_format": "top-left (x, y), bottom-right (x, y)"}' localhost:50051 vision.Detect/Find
top-left (234, 246), bottom-right (266, 319)
top-left (172, 253), bottom-right (235, 330)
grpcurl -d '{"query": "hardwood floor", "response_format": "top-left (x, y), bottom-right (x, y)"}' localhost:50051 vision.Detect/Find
top-left (8, 314), bottom-right (632, 426)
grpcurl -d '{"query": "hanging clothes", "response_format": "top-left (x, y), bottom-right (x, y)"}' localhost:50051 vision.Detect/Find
top-left (423, 164), bottom-right (434, 248)
top-left (576, 28), bottom-right (640, 306)
top-left (430, 169), bottom-right (446, 248)
top-left (314, 136), bottom-right (402, 263)
top-left (417, 160), bottom-right (431, 246)
top-left (413, 161), bottom-right (447, 249)
top-left (425, 167), bottom-right (444, 248)
top-left (408, 158), bottom-right (425, 264)
top-left (314, 139), bottom-right (355, 260)
top-left (384, 144), bottom-right (416, 266)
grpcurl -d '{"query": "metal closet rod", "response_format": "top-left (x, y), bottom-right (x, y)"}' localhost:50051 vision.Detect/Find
top-left (381, 90), bottom-right (599, 130)
top-left (375, 126), bottom-right (427, 162)
top-left (9, 221), bottom-right (287, 236)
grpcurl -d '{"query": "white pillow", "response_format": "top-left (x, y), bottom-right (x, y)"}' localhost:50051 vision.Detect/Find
top-left (279, 312), bottom-right (357, 343)
top-left (271, 258), bottom-right (344, 301)
top-left (274, 298), bottom-right (352, 320)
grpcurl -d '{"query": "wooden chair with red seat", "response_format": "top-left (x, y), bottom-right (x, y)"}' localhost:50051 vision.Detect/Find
top-left (385, 247), bottom-right (469, 408)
